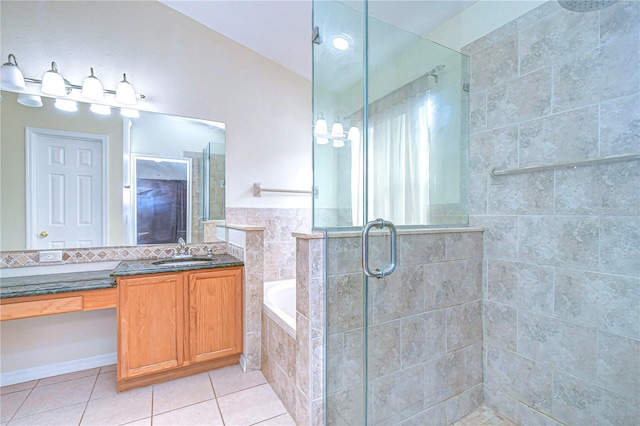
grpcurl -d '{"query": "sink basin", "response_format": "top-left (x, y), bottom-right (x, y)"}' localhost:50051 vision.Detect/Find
top-left (152, 257), bottom-right (214, 267)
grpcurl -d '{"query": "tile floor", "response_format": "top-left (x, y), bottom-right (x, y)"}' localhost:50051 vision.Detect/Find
top-left (0, 364), bottom-right (295, 426)
top-left (452, 405), bottom-right (517, 426)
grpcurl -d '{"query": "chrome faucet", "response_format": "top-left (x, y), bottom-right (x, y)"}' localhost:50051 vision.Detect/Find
top-left (176, 237), bottom-right (191, 257)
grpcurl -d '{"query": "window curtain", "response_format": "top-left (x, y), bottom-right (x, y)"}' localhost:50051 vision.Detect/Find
top-left (351, 75), bottom-right (431, 226)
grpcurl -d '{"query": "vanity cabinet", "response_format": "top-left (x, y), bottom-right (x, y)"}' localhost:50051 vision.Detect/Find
top-left (116, 267), bottom-right (243, 391)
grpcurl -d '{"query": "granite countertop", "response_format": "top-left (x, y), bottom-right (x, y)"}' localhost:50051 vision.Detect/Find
top-left (110, 254), bottom-right (244, 277)
top-left (1, 254), bottom-right (244, 299)
top-left (0, 270), bottom-right (116, 299)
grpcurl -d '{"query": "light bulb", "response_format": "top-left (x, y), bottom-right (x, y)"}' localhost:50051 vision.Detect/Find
top-left (54, 99), bottom-right (77, 112)
top-left (90, 104), bottom-right (111, 115)
top-left (314, 117), bottom-right (328, 136)
top-left (120, 108), bottom-right (140, 118)
top-left (330, 122), bottom-right (344, 138)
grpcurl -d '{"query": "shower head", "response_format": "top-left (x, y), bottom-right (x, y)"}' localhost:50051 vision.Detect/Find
top-left (557, 0), bottom-right (618, 12)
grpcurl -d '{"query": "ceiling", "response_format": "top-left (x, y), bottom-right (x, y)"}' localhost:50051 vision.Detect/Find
top-left (160, 1), bottom-right (477, 81)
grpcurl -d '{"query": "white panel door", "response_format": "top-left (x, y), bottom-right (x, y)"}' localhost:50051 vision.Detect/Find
top-left (26, 128), bottom-right (107, 249)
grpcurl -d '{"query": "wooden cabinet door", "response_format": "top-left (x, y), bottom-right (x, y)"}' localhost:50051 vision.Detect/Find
top-left (187, 268), bottom-right (243, 364)
top-left (118, 273), bottom-right (184, 380)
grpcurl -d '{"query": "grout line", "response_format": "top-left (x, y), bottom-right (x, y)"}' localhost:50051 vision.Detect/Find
top-left (209, 372), bottom-right (226, 426)
top-left (78, 372), bottom-right (101, 425)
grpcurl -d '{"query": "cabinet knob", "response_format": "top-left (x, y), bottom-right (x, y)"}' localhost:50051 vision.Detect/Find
top-left (40, 231), bottom-right (48, 238)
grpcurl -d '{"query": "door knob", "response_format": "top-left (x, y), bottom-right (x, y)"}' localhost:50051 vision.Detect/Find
top-left (40, 231), bottom-right (48, 238)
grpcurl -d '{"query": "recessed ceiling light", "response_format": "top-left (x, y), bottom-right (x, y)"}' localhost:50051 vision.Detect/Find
top-left (332, 36), bottom-right (350, 51)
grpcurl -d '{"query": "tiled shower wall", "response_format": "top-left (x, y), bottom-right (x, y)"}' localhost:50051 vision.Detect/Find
top-left (226, 208), bottom-right (312, 281)
top-left (465, 1), bottom-right (639, 425)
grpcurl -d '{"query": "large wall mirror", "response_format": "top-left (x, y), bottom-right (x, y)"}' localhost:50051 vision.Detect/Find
top-left (0, 90), bottom-right (226, 251)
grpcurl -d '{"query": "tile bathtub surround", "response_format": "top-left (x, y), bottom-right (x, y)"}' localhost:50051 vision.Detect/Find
top-left (226, 208), bottom-right (312, 282)
top-left (322, 230), bottom-right (484, 425)
top-left (465, 1), bottom-right (640, 424)
top-left (0, 364), bottom-right (294, 426)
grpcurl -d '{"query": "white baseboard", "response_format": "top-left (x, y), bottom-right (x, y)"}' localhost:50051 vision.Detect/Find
top-left (0, 352), bottom-right (117, 386)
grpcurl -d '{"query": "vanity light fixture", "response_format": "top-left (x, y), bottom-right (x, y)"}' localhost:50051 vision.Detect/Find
top-left (82, 68), bottom-right (105, 100)
top-left (1, 54), bottom-right (27, 91)
top-left (54, 98), bottom-right (78, 112)
top-left (115, 74), bottom-right (137, 105)
top-left (90, 103), bottom-right (111, 115)
top-left (17, 93), bottom-right (43, 107)
top-left (41, 62), bottom-right (69, 96)
top-left (120, 108), bottom-right (140, 118)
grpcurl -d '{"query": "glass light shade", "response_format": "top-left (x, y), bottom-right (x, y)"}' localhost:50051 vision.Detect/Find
top-left (316, 137), bottom-right (329, 145)
top-left (120, 108), bottom-right (140, 118)
top-left (41, 63), bottom-right (67, 96)
top-left (90, 103), bottom-right (111, 115)
top-left (1, 55), bottom-right (27, 91)
top-left (82, 68), bottom-right (104, 100)
top-left (332, 139), bottom-right (345, 148)
top-left (332, 37), bottom-right (350, 51)
top-left (347, 126), bottom-right (360, 143)
top-left (54, 99), bottom-right (78, 112)
top-left (314, 118), bottom-right (328, 136)
top-left (17, 94), bottom-right (43, 107)
top-left (115, 74), bottom-right (137, 105)
top-left (330, 122), bottom-right (344, 138)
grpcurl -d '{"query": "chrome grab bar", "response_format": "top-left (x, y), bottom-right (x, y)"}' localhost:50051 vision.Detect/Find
top-left (362, 218), bottom-right (397, 279)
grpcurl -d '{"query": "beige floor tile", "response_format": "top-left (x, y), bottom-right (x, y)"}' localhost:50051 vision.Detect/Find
top-left (7, 402), bottom-right (85, 426)
top-left (217, 383), bottom-right (286, 425)
top-left (37, 368), bottom-right (100, 387)
top-left (90, 372), bottom-right (117, 400)
top-left (0, 390), bottom-right (30, 423)
top-left (14, 376), bottom-right (95, 419)
top-left (253, 412), bottom-right (297, 425)
top-left (209, 365), bottom-right (267, 397)
top-left (152, 372), bottom-right (215, 415)
top-left (0, 381), bottom-right (37, 396)
top-left (80, 386), bottom-right (152, 425)
top-left (153, 399), bottom-right (224, 426)
top-left (121, 418), bottom-right (151, 426)
top-left (99, 364), bottom-right (116, 374)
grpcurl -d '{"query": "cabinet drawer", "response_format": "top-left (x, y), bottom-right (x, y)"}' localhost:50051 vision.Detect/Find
top-left (1, 296), bottom-right (83, 320)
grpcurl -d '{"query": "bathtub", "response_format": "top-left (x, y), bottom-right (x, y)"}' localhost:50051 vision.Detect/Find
top-left (263, 279), bottom-right (296, 337)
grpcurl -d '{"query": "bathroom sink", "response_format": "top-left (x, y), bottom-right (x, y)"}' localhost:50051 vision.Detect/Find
top-left (152, 257), bottom-right (214, 267)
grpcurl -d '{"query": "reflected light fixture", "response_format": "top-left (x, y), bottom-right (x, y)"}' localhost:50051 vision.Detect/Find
top-left (82, 68), bottom-right (104, 100)
top-left (313, 114), bottom-right (329, 144)
top-left (90, 103), bottom-right (111, 115)
top-left (330, 121), bottom-right (344, 138)
top-left (1, 54), bottom-right (27, 91)
top-left (17, 93), bottom-right (43, 107)
top-left (332, 139), bottom-right (345, 148)
top-left (41, 62), bottom-right (68, 96)
top-left (120, 108), bottom-right (140, 118)
top-left (332, 36), bottom-right (350, 51)
top-left (314, 113), bottom-right (359, 148)
top-left (54, 98), bottom-right (78, 112)
top-left (116, 73), bottom-right (137, 105)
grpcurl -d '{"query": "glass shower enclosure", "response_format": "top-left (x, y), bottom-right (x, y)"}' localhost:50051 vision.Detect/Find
top-left (313, 1), bottom-right (470, 424)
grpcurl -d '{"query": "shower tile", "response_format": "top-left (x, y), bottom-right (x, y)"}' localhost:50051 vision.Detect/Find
top-left (483, 300), bottom-right (517, 352)
top-left (517, 403), bottom-right (562, 426)
top-left (551, 370), bottom-right (640, 426)
top-left (599, 94), bottom-right (640, 156)
top-left (519, 105), bottom-right (598, 166)
top-left (470, 89), bottom-right (487, 134)
top-left (518, 311), bottom-right (598, 380)
top-left (446, 384), bottom-right (483, 424)
top-left (471, 34), bottom-right (518, 91)
top-left (368, 320), bottom-right (402, 380)
top-left (310, 276), bottom-right (326, 340)
top-left (555, 268), bottom-right (639, 339)
top-left (295, 313), bottom-right (310, 395)
top-left (431, 349), bottom-right (466, 402)
top-left (296, 252), bottom-right (310, 318)
top-left (372, 265), bottom-right (424, 323)
top-left (487, 68), bottom-right (552, 129)
top-left (327, 236), bottom-right (361, 275)
top-left (519, 8), bottom-right (598, 75)
top-left (463, 19), bottom-right (518, 56)
top-left (425, 258), bottom-right (482, 310)
top-left (518, 216), bottom-right (599, 269)
top-left (553, 32), bottom-right (640, 112)
top-left (311, 336), bottom-right (324, 400)
top-left (447, 300), bottom-right (482, 351)
top-left (596, 332), bottom-right (640, 399)
top-left (326, 333), bottom-right (345, 395)
top-left (600, 0), bottom-right (640, 44)
top-left (397, 233), bottom-right (445, 267)
top-left (464, 341), bottom-right (483, 388)
top-left (445, 232), bottom-right (483, 261)
top-left (469, 174), bottom-right (488, 215)
top-left (488, 171), bottom-right (554, 215)
top-left (309, 238), bottom-right (325, 279)
top-left (343, 329), bottom-right (364, 389)
top-left (469, 126), bottom-right (518, 175)
top-left (327, 273), bottom-right (363, 334)
top-left (372, 364), bottom-right (425, 425)
top-left (485, 346), bottom-right (553, 412)
top-left (556, 162), bottom-right (640, 216)
top-left (399, 402), bottom-right (446, 426)
top-left (470, 216), bottom-right (518, 259)
top-left (487, 259), bottom-right (554, 315)
top-left (599, 216), bottom-right (640, 276)
top-left (483, 385), bottom-right (520, 423)
top-left (326, 386), bottom-right (365, 426)
top-left (401, 309), bottom-right (446, 367)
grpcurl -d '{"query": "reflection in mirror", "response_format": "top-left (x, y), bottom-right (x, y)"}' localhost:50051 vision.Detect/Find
top-left (0, 90), bottom-right (226, 251)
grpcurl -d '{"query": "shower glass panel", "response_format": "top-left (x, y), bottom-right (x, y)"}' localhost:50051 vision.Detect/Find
top-left (313, 0), bottom-right (469, 424)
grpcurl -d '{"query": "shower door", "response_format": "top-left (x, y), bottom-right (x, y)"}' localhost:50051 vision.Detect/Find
top-left (313, 1), bottom-right (469, 424)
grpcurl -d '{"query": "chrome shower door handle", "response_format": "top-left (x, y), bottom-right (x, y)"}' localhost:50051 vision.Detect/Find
top-left (362, 218), bottom-right (397, 279)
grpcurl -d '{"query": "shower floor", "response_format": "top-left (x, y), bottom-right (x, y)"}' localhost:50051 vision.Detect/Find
top-left (452, 405), bottom-right (517, 426)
